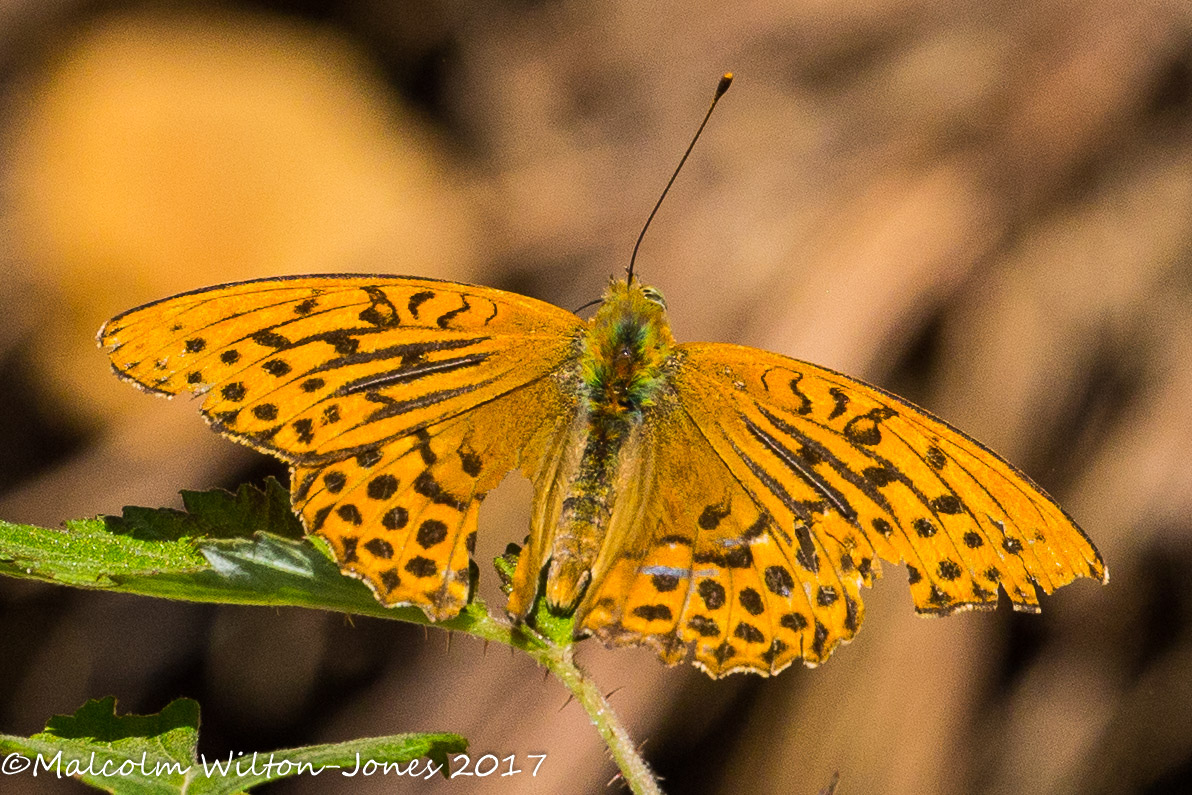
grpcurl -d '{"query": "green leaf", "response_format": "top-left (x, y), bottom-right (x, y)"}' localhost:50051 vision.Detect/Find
top-left (0, 517), bottom-right (207, 587)
top-left (104, 478), bottom-right (303, 542)
top-left (0, 479), bottom-right (300, 588)
top-left (139, 531), bottom-right (430, 617)
top-left (0, 487), bottom-right (542, 652)
top-left (0, 697), bottom-right (465, 794)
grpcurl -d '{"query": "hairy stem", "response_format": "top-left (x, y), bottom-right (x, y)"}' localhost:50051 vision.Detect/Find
top-left (525, 636), bottom-right (661, 795)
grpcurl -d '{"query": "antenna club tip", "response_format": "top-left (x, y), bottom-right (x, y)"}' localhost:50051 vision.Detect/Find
top-left (716, 72), bottom-right (734, 97)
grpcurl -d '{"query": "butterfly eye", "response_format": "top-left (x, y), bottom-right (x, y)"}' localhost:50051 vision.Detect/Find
top-left (642, 286), bottom-right (667, 309)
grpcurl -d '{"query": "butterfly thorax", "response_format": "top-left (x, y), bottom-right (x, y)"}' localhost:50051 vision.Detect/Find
top-left (579, 280), bottom-right (675, 418)
top-left (538, 280), bottom-right (676, 611)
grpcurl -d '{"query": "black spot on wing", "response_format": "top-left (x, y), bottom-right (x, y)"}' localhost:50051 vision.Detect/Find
top-left (843, 407), bottom-right (897, 446)
top-left (651, 573), bottom-right (680, 592)
top-left (931, 495), bottom-right (964, 515)
top-left (358, 286), bottom-right (399, 328)
top-left (379, 568), bottom-right (401, 591)
top-left (364, 538), bottom-right (394, 559)
top-left (459, 449), bottom-right (483, 477)
top-left (827, 387), bottom-right (849, 420)
top-left (698, 580), bottom-right (726, 610)
top-left (698, 502), bottom-right (731, 530)
top-left (733, 622), bottom-right (765, 643)
top-left (222, 383), bottom-right (246, 402)
top-left (251, 330), bottom-right (291, 349)
top-left (293, 418), bottom-right (314, 444)
top-left (633, 604), bottom-right (673, 622)
top-left (382, 506), bottom-right (408, 529)
top-left (688, 615), bottom-right (719, 637)
top-left (739, 587), bottom-right (764, 615)
top-left (408, 290), bottom-right (435, 317)
top-left (412, 471), bottom-right (466, 510)
top-left (938, 559), bottom-right (962, 580)
top-left (724, 545), bottom-right (753, 569)
top-left (323, 471), bottom-right (346, 493)
top-left (356, 448), bottom-right (382, 468)
top-left (811, 621), bottom-right (828, 657)
top-left (436, 295), bottom-right (471, 329)
top-left (405, 556), bottom-right (437, 578)
top-left (863, 466), bottom-right (897, 486)
top-left (785, 372), bottom-right (813, 415)
top-left (262, 359), bottom-right (291, 377)
top-left (764, 565), bottom-right (794, 597)
top-left (794, 525), bottom-right (819, 572)
top-left (416, 519), bottom-right (448, 548)
top-left (367, 475), bottom-right (398, 500)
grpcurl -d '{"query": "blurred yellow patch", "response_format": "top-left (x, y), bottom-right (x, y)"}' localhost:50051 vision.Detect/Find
top-left (8, 9), bottom-right (474, 424)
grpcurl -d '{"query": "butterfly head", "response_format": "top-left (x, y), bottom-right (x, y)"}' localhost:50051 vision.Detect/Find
top-left (580, 279), bottom-right (676, 417)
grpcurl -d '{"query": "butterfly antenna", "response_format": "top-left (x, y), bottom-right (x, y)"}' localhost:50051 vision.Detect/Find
top-left (573, 296), bottom-right (602, 314)
top-left (627, 72), bottom-right (733, 285)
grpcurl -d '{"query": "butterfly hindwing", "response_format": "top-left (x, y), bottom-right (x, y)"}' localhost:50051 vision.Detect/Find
top-left (578, 390), bottom-right (866, 676)
top-left (294, 371), bottom-right (576, 617)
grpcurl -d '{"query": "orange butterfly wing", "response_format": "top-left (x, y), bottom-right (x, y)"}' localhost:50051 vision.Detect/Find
top-left (579, 342), bottom-right (1106, 676)
top-left (100, 274), bottom-right (583, 616)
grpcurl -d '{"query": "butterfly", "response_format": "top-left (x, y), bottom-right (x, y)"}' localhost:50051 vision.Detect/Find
top-left (98, 271), bottom-right (1106, 677)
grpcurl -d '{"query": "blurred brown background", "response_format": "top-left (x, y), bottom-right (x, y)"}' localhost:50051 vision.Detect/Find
top-left (1, 1), bottom-right (1190, 793)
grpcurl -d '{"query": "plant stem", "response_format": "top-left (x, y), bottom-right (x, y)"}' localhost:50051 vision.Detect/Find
top-left (528, 639), bottom-right (662, 795)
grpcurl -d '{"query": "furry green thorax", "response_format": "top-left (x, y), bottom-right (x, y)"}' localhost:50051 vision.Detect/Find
top-left (580, 279), bottom-right (675, 418)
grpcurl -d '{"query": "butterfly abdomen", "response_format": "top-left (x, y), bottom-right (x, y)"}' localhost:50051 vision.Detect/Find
top-left (542, 424), bottom-right (628, 609)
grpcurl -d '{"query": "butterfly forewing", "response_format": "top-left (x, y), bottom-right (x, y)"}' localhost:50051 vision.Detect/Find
top-left (100, 275), bottom-right (583, 461)
top-left (673, 343), bottom-right (1106, 619)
